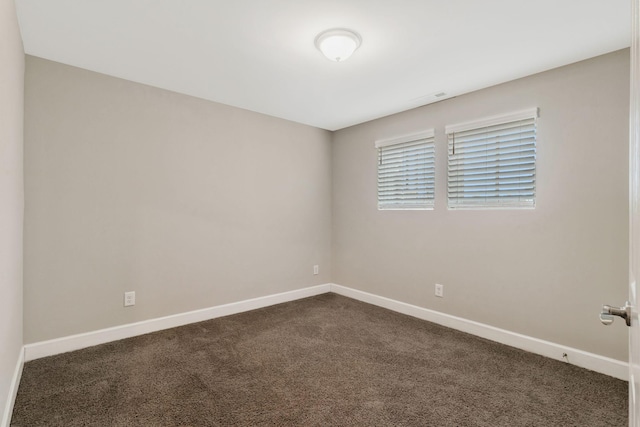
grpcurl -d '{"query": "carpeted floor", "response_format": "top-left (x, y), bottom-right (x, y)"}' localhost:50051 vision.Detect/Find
top-left (11, 293), bottom-right (627, 426)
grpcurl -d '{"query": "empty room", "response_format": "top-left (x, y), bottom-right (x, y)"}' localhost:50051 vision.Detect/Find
top-left (1, 0), bottom-right (638, 425)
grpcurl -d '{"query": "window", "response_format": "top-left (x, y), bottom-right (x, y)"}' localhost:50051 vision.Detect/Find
top-left (376, 130), bottom-right (435, 210)
top-left (446, 108), bottom-right (538, 209)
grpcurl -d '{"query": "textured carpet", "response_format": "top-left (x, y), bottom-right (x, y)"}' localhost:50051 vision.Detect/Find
top-left (12, 293), bottom-right (627, 426)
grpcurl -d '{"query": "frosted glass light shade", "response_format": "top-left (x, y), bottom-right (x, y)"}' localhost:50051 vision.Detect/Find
top-left (315, 29), bottom-right (361, 62)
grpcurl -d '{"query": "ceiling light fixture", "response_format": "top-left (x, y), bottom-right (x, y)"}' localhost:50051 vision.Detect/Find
top-left (315, 28), bottom-right (362, 62)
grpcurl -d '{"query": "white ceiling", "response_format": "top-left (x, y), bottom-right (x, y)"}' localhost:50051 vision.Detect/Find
top-left (16, 0), bottom-right (630, 131)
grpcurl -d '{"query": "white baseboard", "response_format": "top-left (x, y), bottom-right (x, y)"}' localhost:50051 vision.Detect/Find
top-left (24, 284), bottom-right (331, 362)
top-left (22, 282), bottom-right (627, 381)
top-left (329, 283), bottom-right (628, 381)
top-left (1, 347), bottom-right (24, 427)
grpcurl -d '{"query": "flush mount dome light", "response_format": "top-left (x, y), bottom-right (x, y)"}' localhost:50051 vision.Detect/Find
top-left (315, 28), bottom-right (362, 62)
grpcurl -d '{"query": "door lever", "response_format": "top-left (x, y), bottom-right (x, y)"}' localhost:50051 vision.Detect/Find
top-left (600, 301), bottom-right (632, 326)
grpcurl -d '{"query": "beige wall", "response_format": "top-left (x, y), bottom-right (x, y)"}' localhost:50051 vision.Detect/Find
top-left (24, 56), bottom-right (332, 343)
top-left (24, 49), bottom-right (630, 362)
top-left (332, 49), bottom-right (630, 361)
top-left (0, 0), bottom-right (24, 421)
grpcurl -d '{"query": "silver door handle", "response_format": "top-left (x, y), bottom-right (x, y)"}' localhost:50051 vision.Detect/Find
top-left (600, 301), bottom-right (632, 326)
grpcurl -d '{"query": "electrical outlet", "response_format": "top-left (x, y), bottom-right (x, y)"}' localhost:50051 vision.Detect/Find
top-left (124, 291), bottom-right (136, 307)
top-left (435, 284), bottom-right (444, 298)
top-left (313, 265), bottom-right (319, 275)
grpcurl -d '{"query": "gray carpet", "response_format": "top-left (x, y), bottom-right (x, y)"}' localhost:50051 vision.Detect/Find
top-left (11, 293), bottom-right (627, 426)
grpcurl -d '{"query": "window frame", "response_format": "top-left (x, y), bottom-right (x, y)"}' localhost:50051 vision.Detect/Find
top-left (375, 129), bottom-right (436, 211)
top-left (445, 108), bottom-right (538, 210)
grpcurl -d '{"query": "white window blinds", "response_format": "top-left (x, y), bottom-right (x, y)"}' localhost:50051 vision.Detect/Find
top-left (446, 108), bottom-right (538, 209)
top-left (376, 130), bottom-right (435, 210)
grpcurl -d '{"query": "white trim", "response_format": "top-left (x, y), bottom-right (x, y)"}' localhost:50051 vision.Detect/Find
top-left (24, 284), bottom-right (331, 362)
top-left (1, 347), bottom-right (24, 427)
top-left (329, 283), bottom-right (628, 381)
top-left (445, 107), bottom-right (539, 134)
top-left (21, 282), bottom-right (627, 381)
top-left (375, 129), bottom-right (435, 148)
